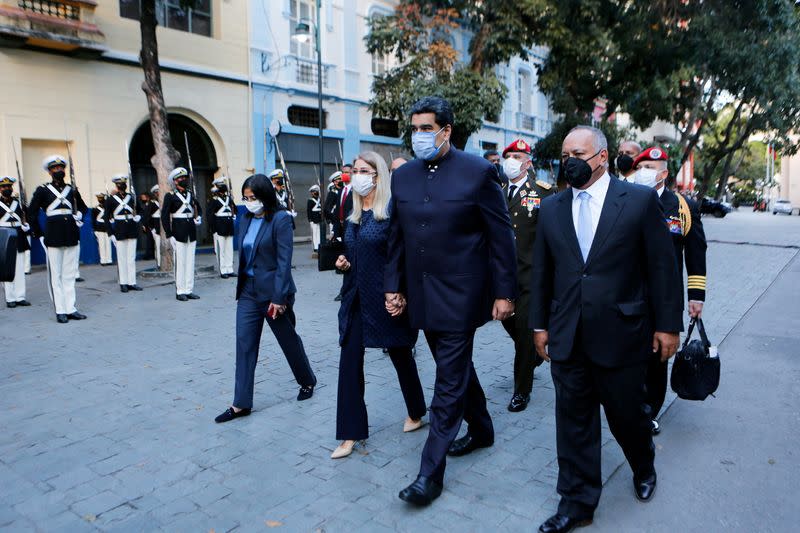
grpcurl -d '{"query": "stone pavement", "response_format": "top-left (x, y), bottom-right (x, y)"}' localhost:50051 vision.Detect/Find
top-left (1, 210), bottom-right (798, 532)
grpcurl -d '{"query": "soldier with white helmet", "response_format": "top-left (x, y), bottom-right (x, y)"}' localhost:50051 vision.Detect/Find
top-left (208, 176), bottom-right (236, 278)
top-left (143, 184), bottom-right (162, 268)
top-left (161, 167), bottom-right (202, 301)
top-left (0, 176), bottom-right (31, 308)
top-left (27, 155), bottom-right (88, 323)
top-left (91, 191), bottom-right (112, 266)
top-left (104, 175), bottom-right (142, 292)
top-left (307, 184), bottom-right (322, 256)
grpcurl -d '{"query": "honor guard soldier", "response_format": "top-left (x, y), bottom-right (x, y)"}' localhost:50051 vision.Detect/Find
top-left (632, 146), bottom-right (707, 435)
top-left (1, 176), bottom-right (31, 307)
top-left (143, 185), bottom-right (162, 267)
top-left (500, 139), bottom-right (556, 412)
top-left (208, 176), bottom-right (236, 278)
top-left (307, 184), bottom-right (322, 256)
top-left (92, 192), bottom-right (113, 266)
top-left (105, 175), bottom-right (142, 292)
top-left (162, 167), bottom-right (202, 301)
top-left (28, 155), bottom-right (88, 323)
top-left (270, 169), bottom-right (289, 209)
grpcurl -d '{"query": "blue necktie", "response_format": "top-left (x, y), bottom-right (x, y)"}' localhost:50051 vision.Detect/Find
top-left (577, 191), bottom-right (593, 261)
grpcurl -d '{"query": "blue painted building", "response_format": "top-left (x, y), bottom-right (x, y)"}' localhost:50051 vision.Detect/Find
top-left (249, 0), bottom-right (555, 238)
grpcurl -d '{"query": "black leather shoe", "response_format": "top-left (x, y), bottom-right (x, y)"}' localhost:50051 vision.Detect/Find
top-left (297, 385), bottom-right (314, 401)
top-left (634, 472), bottom-right (657, 502)
top-left (187, 293), bottom-right (201, 300)
top-left (16, 300), bottom-right (31, 306)
top-left (651, 419), bottom-right (661, 435)
top-left (128, 285), bottom-right (143, 291)
top-left (176, 294), bottom-right (188, 301)
top-left (447, 434), bottom-right (493, 457)
top-left (398, 475), bottom-right (442, 506)
top-left (508, 393), bottom-right (530, 412)
top-left (333, 293), bottom-right (342, 301)
top-left (539, 513), bottom-right (593, 533)
top-left (214, 407), bottom-right (251, 423)
top-left (75, 277), bottom-right (85, 282)
top-left (6, 302), bottom-right (16, 308)
top-left (227, 273), bottom-right (237, 277)
top-left (67, 312), bottom-right (86, 320)
top-left (120, 284), bottom-right (129, 293)
top-left (56, 314), bottom-right (69, 324)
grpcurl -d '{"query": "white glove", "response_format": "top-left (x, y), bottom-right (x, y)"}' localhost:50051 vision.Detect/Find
top-left (75, 220), bottom-right (84, 228)
top-left (133, 215), bottom-right (141, 223)
top-left (73, 213), bottom-right (83, 222)
top-left (169, 237), bottom-right (177, 249)
top-left (150, 229), bottom-right (157, 238)
top-left (194, 216), bottom-right (202, 225)
top-left (111, 235), bottom-right (117, 245)
top-left (21, 223), bottom-right (30, 233)
top-left (38, 236), bottom-right (45, 248)
top-left (289, 210), bottom-right (298, 218)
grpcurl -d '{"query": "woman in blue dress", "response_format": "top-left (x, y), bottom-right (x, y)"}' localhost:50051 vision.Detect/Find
top-left (331, 152), bottom-right (427, 459)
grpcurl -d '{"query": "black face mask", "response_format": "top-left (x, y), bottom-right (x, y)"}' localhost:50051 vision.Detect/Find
top-left (1, 189), bottom-right (11, 198)
top-left (176, 179), bottom-right (188, 188)
top-left (563, 150), bottom-right (602, 189)
top-left (616, 154), bottom-right (634, 174)
top-left (52, 170), bottom-right (66, 181)
top-left (118, 184), bottom-right (127, 192)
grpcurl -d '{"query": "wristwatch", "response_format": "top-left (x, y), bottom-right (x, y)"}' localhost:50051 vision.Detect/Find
top-left (505, 298), bottom-right (515, 303)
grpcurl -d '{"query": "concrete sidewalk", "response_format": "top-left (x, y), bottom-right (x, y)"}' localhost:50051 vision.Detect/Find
top-left (595, 250), bottom-right (800, 532)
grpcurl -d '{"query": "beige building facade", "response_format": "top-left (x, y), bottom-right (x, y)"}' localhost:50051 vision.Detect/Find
top-left (0, 0), bottom-right (253, 259)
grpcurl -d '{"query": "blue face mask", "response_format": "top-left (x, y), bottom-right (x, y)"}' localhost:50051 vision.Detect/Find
top-left (411, 127), bottom-right (446, 160)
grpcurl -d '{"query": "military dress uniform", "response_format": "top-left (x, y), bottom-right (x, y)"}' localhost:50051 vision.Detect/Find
top-left (27, 155), bottom-right (88, 321)
top-left (633, 147), bottom-right (708, 428)
top-left (499, 140), bottom-right (556, 411)
top-left (92, 193), bottom-right (113, 265)
top-left (0, 176), bottom-right (31, 307)
top-left (207, 178), bottom-right (236, 277)
top-left (104, 176), bottom-right (142, 292)
top-left (143, 185), bottom-right (162, 267)
top-left (162, 167), bottom-right (202, 299)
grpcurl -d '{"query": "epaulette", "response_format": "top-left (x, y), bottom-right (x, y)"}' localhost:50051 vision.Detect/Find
top-left (536, 180), bottom-right (553, 190)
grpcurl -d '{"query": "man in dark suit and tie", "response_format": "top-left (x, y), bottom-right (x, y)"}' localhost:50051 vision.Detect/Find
top-left (385, 96), bottom-right (517, 505)
top-left (530, 126), bottom-right (683, 533)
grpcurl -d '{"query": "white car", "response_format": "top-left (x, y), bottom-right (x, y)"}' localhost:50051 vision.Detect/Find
top-left (772, 199), bottom-right (795, 215)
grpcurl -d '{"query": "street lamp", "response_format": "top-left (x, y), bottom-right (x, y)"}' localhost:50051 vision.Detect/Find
top-left (292, 1), bottom-right (326, 249)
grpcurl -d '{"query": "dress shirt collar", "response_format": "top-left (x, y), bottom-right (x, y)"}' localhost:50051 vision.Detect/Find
top-left (572, 171), bottom-right (611, 204)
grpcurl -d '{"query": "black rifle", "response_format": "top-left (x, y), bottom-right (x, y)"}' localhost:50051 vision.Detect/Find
top-left (183, 132), bottom-right (198, 217)
top-left (125, 141), bottom-right (137, 216)
top-left (11, 140), bottom-right (27, 224)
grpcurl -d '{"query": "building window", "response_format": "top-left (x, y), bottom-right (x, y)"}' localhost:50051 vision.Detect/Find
top-left (481, 141), bottom-right (498, 151)
top-left (19, 0), bottom-right (79, 20)
top-left (371, 118), bottom-right (399, 138)
top-left (372, 53), bottom-right (389, 76)
top-left (288, 105), bottom-right (327, 129)
top-left (119, 0), bottom-right (212, 37)
top-left (517, 69), bottom-right (532, 115)
top-left (290, 0), bottom-right (316, 60)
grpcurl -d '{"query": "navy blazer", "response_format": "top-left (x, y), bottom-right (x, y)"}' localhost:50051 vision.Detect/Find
top-left (235, 210), bottom-right (296, 305)
top-left (384, 148), bottom-right (517, 332)
top-left (529, 177), bottom-right (683, 368)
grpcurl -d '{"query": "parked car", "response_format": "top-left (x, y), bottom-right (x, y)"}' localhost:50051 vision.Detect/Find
top-left (772, 199), bottom-right (795, 215)
top-left (700, 197), bottom-right (733, 218)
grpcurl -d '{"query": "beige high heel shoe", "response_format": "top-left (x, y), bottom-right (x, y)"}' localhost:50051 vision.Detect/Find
top-left (331, 440), bottom-right (356, 459)
top-left (403, 417), bottom-right (425, 433)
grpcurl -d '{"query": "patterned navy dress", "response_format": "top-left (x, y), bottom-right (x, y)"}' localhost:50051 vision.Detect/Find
top-left (338, 209), bottom-right (418, 348)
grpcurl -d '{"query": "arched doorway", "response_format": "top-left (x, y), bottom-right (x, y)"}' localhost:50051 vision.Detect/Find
top-left (128, 113), bottom-right (218, 247)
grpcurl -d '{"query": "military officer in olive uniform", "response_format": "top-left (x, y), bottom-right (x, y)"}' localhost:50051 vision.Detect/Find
top-left (632, 146), bottom-right (707, 435)
top-left (500, 139), bottom-right (556, 412)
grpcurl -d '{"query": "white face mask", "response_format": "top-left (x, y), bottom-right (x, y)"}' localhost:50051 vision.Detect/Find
top-left (351, 173), bottom-right (376, 197)
top-left (634, 167), bottom-right (665, 189)
top-left (502, 157), bottom-right (525, 180)
top-left (244, 199), bottom-right (264, 214)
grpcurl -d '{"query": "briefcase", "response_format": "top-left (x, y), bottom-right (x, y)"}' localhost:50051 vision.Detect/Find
top-left (0, 227), bottom-right (18, 282)
top-left (318, 238), bottom-right (344, 272)
top-left (670, 317), bottom-right (720, 401)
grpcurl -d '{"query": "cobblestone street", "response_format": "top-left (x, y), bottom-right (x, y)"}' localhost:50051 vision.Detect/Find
top-left (2, 210), bottom-right (799, 532)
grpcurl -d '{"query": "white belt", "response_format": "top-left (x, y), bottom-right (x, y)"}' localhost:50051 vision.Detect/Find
top-left (114, 215), bottom-right (133, 221)
top-left (0, 221), bottom-right (20, 228)
top-left (172, 213), bottom-right (194, 219)
top-left (48, 209), bottom-right (72, 216)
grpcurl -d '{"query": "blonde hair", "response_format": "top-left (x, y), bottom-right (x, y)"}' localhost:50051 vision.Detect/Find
top-left (348, 151), bottom-right (391, 224)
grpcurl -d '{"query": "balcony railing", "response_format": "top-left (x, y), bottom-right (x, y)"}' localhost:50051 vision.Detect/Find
top-left (516, 112), bottom-right (536, 132)
top-left (283, 55), bottom-right (331, 89)
top-left (0, 0), bottom-right (105, 55)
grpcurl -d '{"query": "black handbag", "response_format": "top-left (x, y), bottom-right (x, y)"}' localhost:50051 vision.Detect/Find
top-left (670, 317), bottom-right (720, 401)
top-left (318, 238), bottom-right (344, 272)
top-left (0, 227), bottom-right (18, 282)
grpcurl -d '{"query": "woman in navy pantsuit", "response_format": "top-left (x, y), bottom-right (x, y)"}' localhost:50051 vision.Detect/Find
top-left (215, 174), bottom-right (317, 423)
top-left (331, 152), bottom-right (427, 459)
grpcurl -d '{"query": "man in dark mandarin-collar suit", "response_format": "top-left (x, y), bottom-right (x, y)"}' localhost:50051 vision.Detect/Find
top-left (385, 97), bottom-right (517, 506)
top-left (530, 126), bottom-right (682, 533)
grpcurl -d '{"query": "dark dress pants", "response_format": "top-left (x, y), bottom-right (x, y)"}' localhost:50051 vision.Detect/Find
top-left (419, 330), bottom-right (494, 484)
top-left (336, 299), bottom-right (427, 440)
top-left (501, 302), bottom-right (542, 395)
top-left (233, 279), bottom-right (316, 410)
top-left (550, 338), bottom-right (655, 520)
top-left (644, 354), bottom-right (668, 419)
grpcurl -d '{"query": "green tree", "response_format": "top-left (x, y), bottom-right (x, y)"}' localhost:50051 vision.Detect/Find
top-left (366, 1), bottom-right (540, 149)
